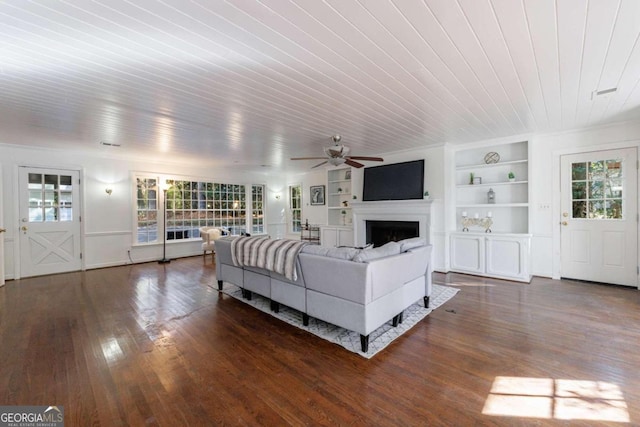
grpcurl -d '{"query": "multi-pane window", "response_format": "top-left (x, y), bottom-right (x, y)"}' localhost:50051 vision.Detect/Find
top-left (135, 176), bottom-right (258, 244)
top-left (252, 185), bottom-right (265, 234)
top-left (136, 178), bottom-right (158, 243)
top-left (571, 159), bottom-right (623, 219)
top-left (289, 184), bottom-right (302, 233)
top-left (211, 183), bottom-right (247, 235)
top-left (164, 180), bottom-right (247, 239)
top-left (28, 173), bottom-right (74, 222)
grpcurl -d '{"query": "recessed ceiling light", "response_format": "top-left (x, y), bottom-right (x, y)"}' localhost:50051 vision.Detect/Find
top-left (100, 141), bottom-right (121, 147)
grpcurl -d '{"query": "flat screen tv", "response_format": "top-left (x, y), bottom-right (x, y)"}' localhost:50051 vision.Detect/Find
top-left (362, 159), bottom-right (424, 201)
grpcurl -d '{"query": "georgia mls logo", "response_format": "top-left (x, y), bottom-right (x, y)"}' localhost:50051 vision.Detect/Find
top-left (44, 406), bottom-right (62, 417)
top-left (0, 405), bottom-right (64, 427)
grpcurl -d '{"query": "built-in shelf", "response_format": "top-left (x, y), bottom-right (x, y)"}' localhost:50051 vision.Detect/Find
top-left (456, 180), bottom-right (528, 188)
top-left (455, 140), bottom-right (529, 234)
top-left (457, 203), bottom-right (529, 208)
top-left (452, 140), bottom-right (531, 282)
top-left (455, 159), bottom-right (528, 171)
top-left (327, 168), bottom-right (353, 226)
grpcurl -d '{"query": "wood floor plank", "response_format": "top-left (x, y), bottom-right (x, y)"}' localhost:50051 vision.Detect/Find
top-left (0, 258), bottom-right (639, 426)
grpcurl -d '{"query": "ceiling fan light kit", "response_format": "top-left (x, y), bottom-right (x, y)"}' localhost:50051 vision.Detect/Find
top-left (291, 135), bottom-right (384, 169)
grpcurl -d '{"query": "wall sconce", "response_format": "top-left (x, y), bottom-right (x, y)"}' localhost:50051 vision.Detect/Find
top-left (105, 187), bottom-right (113, 196)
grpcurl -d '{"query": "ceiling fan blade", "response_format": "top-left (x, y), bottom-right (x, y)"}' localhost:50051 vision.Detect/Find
top-left (290, 157), bottom-right (328, 160)
top-left (311, 161), bottom-right (328, 169)
top-left (346, 156), bottom-right (384, 162)
top-left (345, 159), bottom-right (365, 168)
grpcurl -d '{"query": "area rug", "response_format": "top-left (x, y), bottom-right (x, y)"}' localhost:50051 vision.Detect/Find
top-left (220, 282), bottom-right (459, 359)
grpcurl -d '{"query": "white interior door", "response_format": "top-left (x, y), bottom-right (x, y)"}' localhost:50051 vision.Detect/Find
top-left (560, 148), bottom-right (638, 287)
top-left (19, 167), bottom-right (82, 277)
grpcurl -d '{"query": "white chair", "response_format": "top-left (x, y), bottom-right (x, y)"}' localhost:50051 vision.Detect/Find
top-left (199, 227), bottom-right (223, 263)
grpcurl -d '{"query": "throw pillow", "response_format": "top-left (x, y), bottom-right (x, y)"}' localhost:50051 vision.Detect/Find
top-left (352, 241), bottom-right (401, 263)
top-left (301, 245), bottom-right (360, 260)
top-left (399, 237), bottom-right (426, 252)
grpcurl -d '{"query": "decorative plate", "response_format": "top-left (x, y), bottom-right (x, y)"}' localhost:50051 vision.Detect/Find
top-left (484, 152), bottom-right (500, 164)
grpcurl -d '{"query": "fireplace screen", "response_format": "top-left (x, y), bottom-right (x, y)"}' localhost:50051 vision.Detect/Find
top-left (366, 220), bottom-right (419, 247)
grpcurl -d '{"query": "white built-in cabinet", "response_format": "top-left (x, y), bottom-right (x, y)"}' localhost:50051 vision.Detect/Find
top-left (321, 167), bottom-right (354, 247)
top-left (450, 232), bottom-right (531, 282)
top-left (320, 226), bottom-right (354, 247)
top-left (451, 140), bottom-right (532, 282)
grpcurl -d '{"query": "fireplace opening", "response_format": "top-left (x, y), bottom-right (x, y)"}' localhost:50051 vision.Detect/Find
top-left (366, 220), bottom-right (419, 247)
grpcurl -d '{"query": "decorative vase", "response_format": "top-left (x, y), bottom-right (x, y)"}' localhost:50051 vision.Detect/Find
top-left (487, 188), bottom-right (495, 204)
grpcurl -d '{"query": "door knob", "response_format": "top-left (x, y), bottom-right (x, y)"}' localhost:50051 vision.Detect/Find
top-left (561, 221), bottom-right (568, 226)
top-left (562, 212), bottom-right (569, 217)
top-left (0, 228), bottom-right (6, 233)
top-left (21, 226), bottom-right (28, 232)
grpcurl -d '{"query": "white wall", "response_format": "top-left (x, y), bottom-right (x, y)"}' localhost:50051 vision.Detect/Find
top-left (0, 144), bottom-right (288, 279)
top-left (529, 121), bottom-right (640, 278)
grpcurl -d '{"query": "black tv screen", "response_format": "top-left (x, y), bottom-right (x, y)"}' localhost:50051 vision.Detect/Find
top-left (363, 159), bottom-right (424, 201)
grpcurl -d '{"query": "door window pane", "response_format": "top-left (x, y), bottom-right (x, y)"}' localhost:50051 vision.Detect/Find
top-left (572, 163), bottom-right (586, 180)
top-left (571, 158), bottom-right (623, 219)
top-left (27, 173), bottom-right (73, 222)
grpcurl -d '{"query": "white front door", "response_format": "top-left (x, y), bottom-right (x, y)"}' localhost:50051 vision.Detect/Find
top-left (560, 148), bottom-right (638, 287)
top-left (18, 167), bottom-right (82, 277)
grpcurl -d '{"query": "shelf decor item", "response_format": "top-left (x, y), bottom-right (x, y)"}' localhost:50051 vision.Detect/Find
top-left (487, 188), bottom-right (495, 204)
top-left (469, 172), bottom-right (475, 185)
top-left (345, 170), bottom-right (351, 180)
top-left (473, 176), bottom-right (482, 185)
top-left (484, 151), bottom-right (500, 164)
top-left (508, 171), bottom-right (515, 182)
top-left (461, 212), bottom-right (493, 233)
top-left (423, 190), bottom-right (430, 200)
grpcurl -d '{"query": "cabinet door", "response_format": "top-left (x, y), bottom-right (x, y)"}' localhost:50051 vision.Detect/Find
top-left (321, 228), bottom-right (338, 247)
top-left (337, 228), bottom-right (354, 247)
top-left (485, 236), bottom-right (530, 281)
top-left (450, 234), bottom-right (484, 274)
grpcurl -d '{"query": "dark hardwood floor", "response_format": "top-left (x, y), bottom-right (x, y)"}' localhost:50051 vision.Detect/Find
top-left (1, 257), bottom-right (639, 426)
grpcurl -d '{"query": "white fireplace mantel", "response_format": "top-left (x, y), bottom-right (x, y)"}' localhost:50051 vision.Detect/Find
top-left (351, 199), bottom-right (433, 247)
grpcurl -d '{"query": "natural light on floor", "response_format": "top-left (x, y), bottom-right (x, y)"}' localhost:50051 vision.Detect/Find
top-left (482, 376), bottom-right (630, 422)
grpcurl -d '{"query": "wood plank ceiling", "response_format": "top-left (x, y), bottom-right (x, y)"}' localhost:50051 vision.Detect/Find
top-left (1, 0), bottom-right (639, 172)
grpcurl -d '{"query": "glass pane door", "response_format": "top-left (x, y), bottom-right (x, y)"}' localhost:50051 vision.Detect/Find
top-left (571, 159), bottom-right (623, 219)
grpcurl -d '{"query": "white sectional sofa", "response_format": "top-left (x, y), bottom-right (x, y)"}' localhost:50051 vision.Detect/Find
top-left (215, 236), bottom-right (433, 353)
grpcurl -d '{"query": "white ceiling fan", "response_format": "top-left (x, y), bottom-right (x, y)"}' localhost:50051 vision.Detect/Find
top-left (291, 135), bottom-right (384, 168)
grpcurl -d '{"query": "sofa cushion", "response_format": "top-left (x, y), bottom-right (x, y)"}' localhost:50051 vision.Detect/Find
top-left (399, 237), bottom-right (427, 252)
top-left (301, 245), bottom-right (360, 260)
top-left (353, 241), bottom-right (401, 263)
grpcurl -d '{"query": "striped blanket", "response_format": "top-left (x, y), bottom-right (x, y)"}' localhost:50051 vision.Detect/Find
top-left (230, 237), bottom-right (308, 281)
